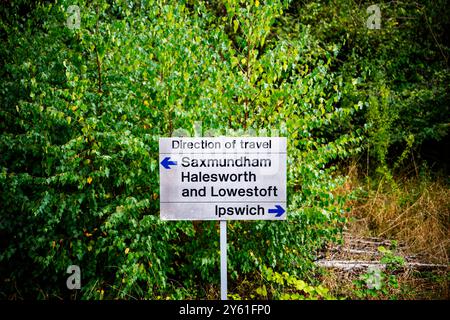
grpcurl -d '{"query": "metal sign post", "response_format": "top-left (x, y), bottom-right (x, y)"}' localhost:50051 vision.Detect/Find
top-left (220, 220), bottom-right (227, 300)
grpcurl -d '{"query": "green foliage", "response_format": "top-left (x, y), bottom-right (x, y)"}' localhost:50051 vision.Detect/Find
top-left (291, 0), bottom-right (449, 175)
top-left (0, 0), bottom-right (361, 299)
top-left (353, 244), bottom-right (404, 299)
top-left (231, 266), bottom-right (335, 300)
top-left (378, 243), bottom-right (405, 272)
top-left (258, 266), bottom-right (335, 300)
top-left (1, 0), bottom-right (446, 300)
top-left (353, 269), bottom-right (399, 299)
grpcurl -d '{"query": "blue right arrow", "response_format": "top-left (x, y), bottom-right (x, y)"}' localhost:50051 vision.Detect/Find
top-left (268, 205), bottom-right (285, 217)
top-left (161, 157), bottom-right (177, 169)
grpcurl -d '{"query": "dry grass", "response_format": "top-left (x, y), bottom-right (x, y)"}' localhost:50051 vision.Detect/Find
top-left (321, 267), bottom-right (449, 300)
top-left (322, 163), bottom-right (450, 299)
top-left (345, 165), bottom-right (449, 264)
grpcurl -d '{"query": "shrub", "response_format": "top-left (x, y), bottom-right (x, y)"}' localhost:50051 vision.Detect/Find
top-left (0, 0), bottom-right (361, 299)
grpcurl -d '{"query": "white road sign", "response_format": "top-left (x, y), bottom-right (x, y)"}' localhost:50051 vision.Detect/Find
top-left (159, 137), bottom-right (287, 220)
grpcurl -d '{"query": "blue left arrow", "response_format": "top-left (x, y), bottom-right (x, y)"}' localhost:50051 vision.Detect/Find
top-left (268, 205), bottom-right (285, 217)
top-left (161, 157), bottom-right (177, 169)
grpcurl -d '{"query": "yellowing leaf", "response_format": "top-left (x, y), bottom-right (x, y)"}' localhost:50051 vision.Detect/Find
top-left (125, 248), bottom-right (130, 254)
top-left (233, 20), bottom-right (239, 33)
top-left (256, 285), bottom-right (267, 297)
top-left (255, 0), bottom-right (260, 7)
top-left (295, 280), bottom-right (306, 291)
top-left (87, 176), bottom-right (92, 184)
top-left (143, 100), bottom-right (149, 107)
top-left (231, 57), bottom-right (239, 67)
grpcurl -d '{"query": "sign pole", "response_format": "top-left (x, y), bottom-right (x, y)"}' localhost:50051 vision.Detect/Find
top-left (220, 220), bottom-right (227, 300)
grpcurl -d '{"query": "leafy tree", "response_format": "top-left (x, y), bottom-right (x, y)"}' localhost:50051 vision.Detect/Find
top-left (9, 0), bottom-right (440, 300)
top-left (289, 0), bottom-right (449, 176)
